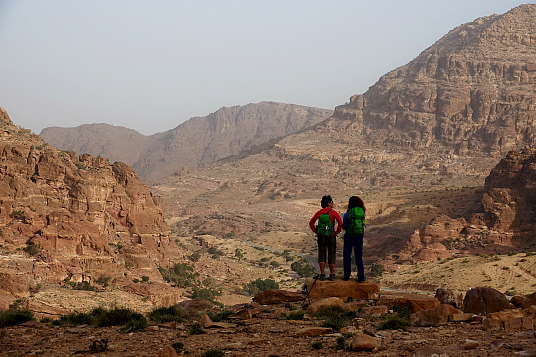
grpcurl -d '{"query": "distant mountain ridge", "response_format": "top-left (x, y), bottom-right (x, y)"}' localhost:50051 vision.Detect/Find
top-left (41, 101), bottom-right (332, 183)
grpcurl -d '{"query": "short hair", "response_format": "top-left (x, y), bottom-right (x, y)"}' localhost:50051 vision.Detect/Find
top-left (321, 195), bottom-right (333, 208)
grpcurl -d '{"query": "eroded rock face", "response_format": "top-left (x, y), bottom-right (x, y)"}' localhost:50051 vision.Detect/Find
top-left (400, 215), bottom-right (466, 262)
top-left (471, 147), bottom-right (536, 231)
top-left (0, 108), bottom-right (176, 308)
top-left (331, 5), bottom-right (536, 157)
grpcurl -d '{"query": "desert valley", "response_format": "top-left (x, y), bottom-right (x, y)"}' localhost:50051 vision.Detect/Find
top-left (3, 4), bottom-right (536, 356)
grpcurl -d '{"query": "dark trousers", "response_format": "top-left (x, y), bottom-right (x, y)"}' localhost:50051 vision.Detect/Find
top-left (343, 233), bottom-right (365, 281)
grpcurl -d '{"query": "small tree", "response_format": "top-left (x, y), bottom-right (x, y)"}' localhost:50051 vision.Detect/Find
top-left (244, 278), bottom-right (279, 296)
top-left (235, 248), bottom-right (244, 261)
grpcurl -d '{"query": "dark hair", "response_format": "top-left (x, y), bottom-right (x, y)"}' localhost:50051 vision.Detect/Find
top-left (321, 195), bottom-right (333, 208)
top-left (347, 196), bottom-right (365, 213)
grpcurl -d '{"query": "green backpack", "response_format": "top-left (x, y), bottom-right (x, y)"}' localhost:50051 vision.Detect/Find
top-left (316, 209), bottom-right (333, 237)
top-left (347, 207), bottom-right (365, 236)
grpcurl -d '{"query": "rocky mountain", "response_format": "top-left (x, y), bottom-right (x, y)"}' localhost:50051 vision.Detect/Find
top-left (0, 108), bottom-right (181, 311)
top-left (40, 102), bottom-right (333, 184)
top-left (39, 123), bottom-right (148, 169)
top-left (332, 4), bottom-right (536, 156)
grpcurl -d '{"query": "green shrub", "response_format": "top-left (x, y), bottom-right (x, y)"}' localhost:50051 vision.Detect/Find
top-left (332, 335), bottom-right (350, 351)
top-left (95, 275), bottom-right (111, 287)
top-left (377, 315), bottom-right (411, 331)
top-left (369, 264), bottom-right (385, 277)
top-left (147, 306), bottom-right (187, 323)
top-left (244, 278), bottom-right (279, 296)
top-left (286, 310), bottom-right (305, 320)
top-left (93, 307), bottom-right (141, 327)
top-left (207, 310), bottom-right (233, 322)
top-left (311, 341), bottom-right (323, 350)
top-left (171, 342), bottom-right (184, 353)
top-left (23, 243), bottom-right (41, 256)
top-left (290, 258), bottom-right (316, 277)
top-left (191, 287), bottom-right (221, 301)
top-left (159, 263), bottom-right (199, 288)
top-left (392, 305), bottom-right (412, 319)
top-left (313, 306), bottom-right (356, 332)
top-left (10, 210), bottom-right (25, 219)
top-left (201, 349), bottom-right (224, 357)
top-left (189, 322), bottom-right (206, 335)
top-left (0, 308), bottom-right (34, 327)
top-left (120, 313), bottom-right (148, 332)
top-left (57, 312), bottom-right (95, 326)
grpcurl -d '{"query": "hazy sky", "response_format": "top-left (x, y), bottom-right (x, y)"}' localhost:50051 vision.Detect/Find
top-left (0, 1), bottom-right (530, 135)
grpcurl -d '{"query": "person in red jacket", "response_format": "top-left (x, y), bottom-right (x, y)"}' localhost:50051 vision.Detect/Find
top-left (309, 195), bottom-right (342, 281)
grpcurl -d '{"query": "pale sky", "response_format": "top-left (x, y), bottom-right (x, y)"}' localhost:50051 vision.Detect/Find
top-left (0, 1), bottom-right (530, 135)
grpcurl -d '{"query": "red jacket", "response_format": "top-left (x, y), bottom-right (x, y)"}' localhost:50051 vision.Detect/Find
top-left (309, 207), bottom-right (342, 235)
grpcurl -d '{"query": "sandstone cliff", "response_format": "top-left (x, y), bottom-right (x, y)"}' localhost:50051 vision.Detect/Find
top-left (0, 108), bottom-right (178, 309)
top-left (41, 102), bottom-right (333, 184)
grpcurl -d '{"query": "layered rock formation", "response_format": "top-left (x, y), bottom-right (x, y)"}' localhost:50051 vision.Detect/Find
top-left (0, 108), bottom-right (178, 309)
top-left (330, 4), bottom-right (536, 156)
top-left (41, 102), bottom-right (333, 183)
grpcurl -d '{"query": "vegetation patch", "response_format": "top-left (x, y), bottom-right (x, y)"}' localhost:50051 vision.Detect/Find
top-left (313, 306), bottom-right (356, 332)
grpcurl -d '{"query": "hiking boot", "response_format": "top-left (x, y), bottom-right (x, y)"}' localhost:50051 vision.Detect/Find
top-left (343, 277), bottom-right (350, 281)
top-left (329, 274), bottom-right (335, 281)
top-left (317, 274), bottom-right (325, 281)
top-left (358, 279), bottom-right (367, 283)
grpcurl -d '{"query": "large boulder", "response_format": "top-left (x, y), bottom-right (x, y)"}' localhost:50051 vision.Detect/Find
top-left (253, 289), bottom-right (305, 305)
top-left (462, 287), bottom-right (514, 315)
top-left (307, 279), bottom-right (379, 301)
top-left (378, 292), bottom-right (440, 313)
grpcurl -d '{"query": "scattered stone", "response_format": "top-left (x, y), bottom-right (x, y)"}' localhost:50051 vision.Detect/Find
top-left (157, 321), bottom-right (177, 329)
top-left (229, 309), bottom-right (253, 320)
top-left (340, 325), bottom-right (360, 335)
top-left (341, 300), bottom-right (369, 311)
top-left (158, 345), bottom-right (179, 357)
top-left (351, 333), bottom-right (378, 351)
top-left (448, 312), bottom-right (473, 322)
top-left (412, 346), bottom-right (448, 357)
top-left (296, 327), bottom-right (333, 336)
top-left (199, 314), bottom-right (213, 328)
top-left (224, 342), bottom-right (246, 350)
top-left (464, 339), bottom-right (479, 349)
top-left (361, 305), bottom-right (389, 317)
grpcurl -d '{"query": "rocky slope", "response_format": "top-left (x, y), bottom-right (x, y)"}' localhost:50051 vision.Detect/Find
top-left (41, 102), bottom-right (333, 184)
top-left (0, 108), bottom-right (181, 311)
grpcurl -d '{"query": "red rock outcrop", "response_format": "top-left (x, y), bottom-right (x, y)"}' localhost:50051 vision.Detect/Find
top-left (0, 108), bottom-right (177, 308)
top-left (470, 147), bottom-right (536, 232)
